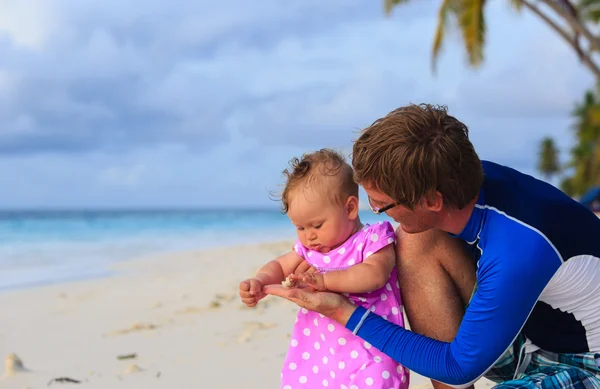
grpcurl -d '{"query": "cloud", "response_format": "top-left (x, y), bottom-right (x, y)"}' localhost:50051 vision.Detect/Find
top-left (454, 36), bottom-right (592, 120)
top-left (0, 0), bottom-right (592, 207)
top-left (0, 0), bottom-right (52, 48)
top-left (0, 0), bottom-right (434, 156)
top-left (97, 163), bottom-right (147, 188)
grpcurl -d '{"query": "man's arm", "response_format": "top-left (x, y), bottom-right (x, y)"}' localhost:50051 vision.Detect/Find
top-left (345, 227), bottom-right (562, 387)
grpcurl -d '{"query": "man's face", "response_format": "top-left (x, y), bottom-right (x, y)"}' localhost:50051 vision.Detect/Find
top-left (362, 184), bottom-right (438, 234)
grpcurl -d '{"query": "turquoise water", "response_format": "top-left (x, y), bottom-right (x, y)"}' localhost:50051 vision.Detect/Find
top-left (0, 209), bottom-right (387, 291)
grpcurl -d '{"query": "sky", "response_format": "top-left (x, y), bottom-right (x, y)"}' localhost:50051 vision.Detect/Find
top-left (0, 0), bottom-right (593, 209)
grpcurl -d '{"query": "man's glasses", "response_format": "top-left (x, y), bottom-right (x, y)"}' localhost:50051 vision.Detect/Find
top-left (368, 196), bottom-right (399, 215)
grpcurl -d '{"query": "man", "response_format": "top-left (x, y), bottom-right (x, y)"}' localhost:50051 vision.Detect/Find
top-left (265, 104), bottom-right (600, 389)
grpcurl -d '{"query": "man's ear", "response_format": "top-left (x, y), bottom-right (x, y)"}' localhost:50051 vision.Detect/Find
top-left (423, 191), bottom-right (443, 212)
top-left (346, 196), bottom-right (360, 219)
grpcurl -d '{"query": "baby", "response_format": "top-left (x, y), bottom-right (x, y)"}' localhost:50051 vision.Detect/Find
top-left (239, 149), bottom-right (409, 389)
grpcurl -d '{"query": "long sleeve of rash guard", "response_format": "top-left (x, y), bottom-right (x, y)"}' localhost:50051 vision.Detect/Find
top-left (345, 228), bottom-right (562, 387)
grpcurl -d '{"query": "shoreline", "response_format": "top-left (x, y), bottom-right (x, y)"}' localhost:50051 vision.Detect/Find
top-left (0, 217), bottom-right (391, 294)
top-left (0, 238), bottom-right (298, 389)
top-left (0, 231), bottom-right (299, 294)
top-left (0, 237), bottom-right (493, 389)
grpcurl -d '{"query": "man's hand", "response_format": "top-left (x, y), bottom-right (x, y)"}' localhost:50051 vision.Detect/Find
top-left (239, 278), bottom-right (266, 307)
top-left (289, 272), bottom-right (327, 291)
top-left (263, 284), bottom-right (357, 326)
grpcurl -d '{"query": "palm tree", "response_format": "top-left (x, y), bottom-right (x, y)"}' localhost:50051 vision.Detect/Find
top-left (537, 136), bottom-right (561, 181)
top-left (562, 89), bottom-right (600, 195)
top-left (385, 0), bottom-right (600, 198)
top-left (383, 0), bottom-right (600, 78)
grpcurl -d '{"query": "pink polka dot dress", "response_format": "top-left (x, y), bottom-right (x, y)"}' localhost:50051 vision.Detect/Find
top-left (281, 221), bottom-right (409, 389)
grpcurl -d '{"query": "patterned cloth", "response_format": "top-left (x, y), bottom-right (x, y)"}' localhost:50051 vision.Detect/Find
top-left (485, 333), bottom-right (600, 389)
top-left (462, 278), bottom-right (600, 389)
top-left (281, 221), bottom-right (409, 389)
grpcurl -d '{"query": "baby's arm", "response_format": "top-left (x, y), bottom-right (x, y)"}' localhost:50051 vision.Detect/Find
top-left (322, 244), bottom-right (395, 293)
top-left (240, 250), bottom-right (305, 307)
top-left (254, 250), bottom-right (305, 285)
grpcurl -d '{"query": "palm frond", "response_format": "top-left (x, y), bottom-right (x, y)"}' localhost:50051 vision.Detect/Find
top-left (458, 0), bottom-right (486, 67)
top-left (587, 104), bottom-right (600, 126)
top-left (579, 0), bottom-right (600, 8)
top-left (509, 0), bottom-right (524, 11)
top-left (578, 0), bottom-right (600, 22)
top-left (384, 0), bottom-right (411, 15)
top-left (431, 0), bottom-right (455, 72)
top-left (549, 0), bottom-right (584, 56)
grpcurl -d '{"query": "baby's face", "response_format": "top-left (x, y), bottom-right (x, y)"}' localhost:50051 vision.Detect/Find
top-left (287, 188), bottom-right (356, 254)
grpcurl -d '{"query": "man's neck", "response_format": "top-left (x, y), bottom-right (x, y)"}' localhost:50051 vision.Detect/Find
top-left (436, 195), bottom-right (478, 236)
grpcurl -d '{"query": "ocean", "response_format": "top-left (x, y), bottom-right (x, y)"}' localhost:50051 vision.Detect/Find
top-left (0, 209), bottom-right (387, 291)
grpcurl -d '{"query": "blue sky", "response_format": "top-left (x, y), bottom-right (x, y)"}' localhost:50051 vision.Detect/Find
top-left (0, 0), bottom-right (593, 209)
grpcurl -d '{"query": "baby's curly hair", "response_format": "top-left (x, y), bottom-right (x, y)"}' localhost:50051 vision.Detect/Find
top-left (277, 149), bottom-right (358, 214)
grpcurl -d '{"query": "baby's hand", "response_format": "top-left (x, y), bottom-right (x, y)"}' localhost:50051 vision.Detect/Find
top-left (239, 278), bottom-right (266, 307)
top-left (289, 272), bottom-right (327, 291)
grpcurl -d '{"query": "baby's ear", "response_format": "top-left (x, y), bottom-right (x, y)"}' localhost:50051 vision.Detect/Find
top-left (346, 196), bottom-right (359, 219)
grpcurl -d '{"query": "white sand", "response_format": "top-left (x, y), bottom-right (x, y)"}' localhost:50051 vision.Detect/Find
top-left (0, 240), bottom-right (493, 389)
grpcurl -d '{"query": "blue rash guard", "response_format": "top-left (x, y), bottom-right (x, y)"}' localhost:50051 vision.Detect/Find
top-left (345, 160), bottom-right (600, 387)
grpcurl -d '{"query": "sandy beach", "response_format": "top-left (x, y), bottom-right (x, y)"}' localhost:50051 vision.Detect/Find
top-left (0, 239), bottom-right (494, 389)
